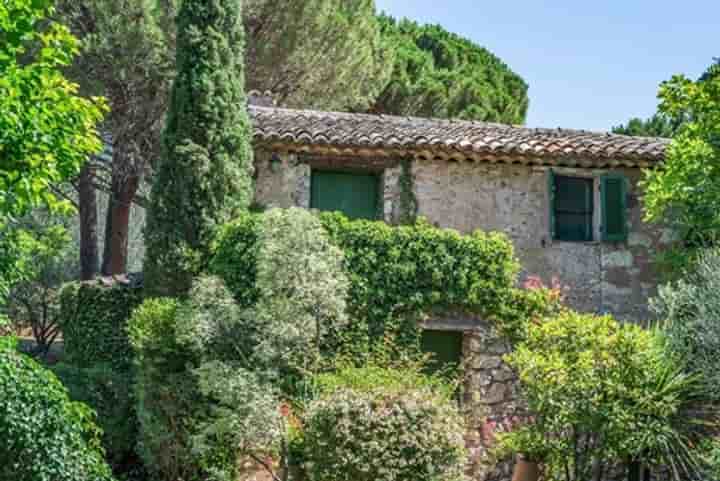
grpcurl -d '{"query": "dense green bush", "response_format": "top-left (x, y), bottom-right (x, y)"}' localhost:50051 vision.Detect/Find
top-left (211, 212), bottom-right (519, 353)
top-left (500, 311), bottom-right (705, 481)
top-left (652, 249), bottom-right (720, 400)
top-left (300, 364), bottom-right (467, 481)
top-left (0, 342), bottom-right (113, 481)
top-left (59, 278), bottom-right (143, 369)
top-left (52, 362), bottom-right (136, 466)
top-left (128, 297), bottom-right (200, 481)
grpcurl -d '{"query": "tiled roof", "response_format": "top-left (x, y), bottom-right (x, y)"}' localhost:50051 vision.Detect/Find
top-left (250, 106), bottom-right (669, 168)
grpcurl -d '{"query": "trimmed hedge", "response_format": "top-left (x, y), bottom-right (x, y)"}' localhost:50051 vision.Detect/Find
top-left (59, 277), bottom-right (143, 370)
top-left (211, 212), bottom-right (520, 350)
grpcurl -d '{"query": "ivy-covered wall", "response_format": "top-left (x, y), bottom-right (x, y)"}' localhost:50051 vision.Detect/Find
top-left (211, 212), bottom-right (521, 354)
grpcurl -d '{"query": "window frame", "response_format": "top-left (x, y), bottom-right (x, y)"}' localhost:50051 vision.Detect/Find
top-left (549, 171), bottom-right (596, 243)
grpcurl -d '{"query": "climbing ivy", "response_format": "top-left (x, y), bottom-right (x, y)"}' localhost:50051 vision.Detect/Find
top-left (211, 212), bottom-right (520, 354)
top-left (58, 278), bottom-right (143, 370)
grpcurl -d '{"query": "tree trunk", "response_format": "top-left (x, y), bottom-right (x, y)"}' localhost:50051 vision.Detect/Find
top-left (101, 173), bottom-right (140, 276)
top-left (78, 164), bottom-right (99, 281)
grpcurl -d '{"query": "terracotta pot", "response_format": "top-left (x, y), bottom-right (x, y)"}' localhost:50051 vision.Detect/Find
top-left (512, 455), bottom-right (541, 481)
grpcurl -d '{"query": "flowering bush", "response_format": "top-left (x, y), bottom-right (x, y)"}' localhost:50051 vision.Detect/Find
top-left (500, 311), bottom-right (705, 481)
top-left (298, 362), bottom-right (466, 481)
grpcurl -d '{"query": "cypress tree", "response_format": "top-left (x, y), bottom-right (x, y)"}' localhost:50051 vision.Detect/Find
top-left (144, 0), bottom-right (253, 298)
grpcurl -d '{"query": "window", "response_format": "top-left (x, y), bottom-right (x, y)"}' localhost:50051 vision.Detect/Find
top-left (550, 174), bottom-right (594, 242)
top-left (420, 330), bottom-right (463, 375)
top-left (310, 171), bottom-right (379, 220)
top-left (548, 171), bottom-right (629, 243)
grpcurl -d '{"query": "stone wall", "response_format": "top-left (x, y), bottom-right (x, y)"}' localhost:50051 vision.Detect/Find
top-left (426, 314), bottom-right (522, 481)
top-left (412, 160), bottom-right (670, 322)
top-left (254, 151), bottom-right (671, 320)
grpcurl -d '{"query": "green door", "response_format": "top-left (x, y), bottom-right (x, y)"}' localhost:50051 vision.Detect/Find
top-left (421, 330), bottom-right (463, 375)
top-left (311, 171), bottom-right (379, 220)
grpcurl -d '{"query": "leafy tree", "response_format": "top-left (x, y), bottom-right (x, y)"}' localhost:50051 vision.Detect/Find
top-left (144, 0), bottom-right (254, 297)
top-left (372, 14), bottom-right (528, 124)
top-left (245, 0), bottom-right (392, 111)
top-left (642, 62), bottom-right (720, 245)
top-left (7, 212), bottom-right (77, 357)
top-left (612, 113), bottom-right (681, 138)
top-left (57, 0), bottom-right (175, 276)
top-left (0, 0), bottom-right (105, 323)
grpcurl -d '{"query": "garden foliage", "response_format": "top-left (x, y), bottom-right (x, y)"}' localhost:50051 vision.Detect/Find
top-left (300, 362), bottom-right (467, 481)
top-left (500, 311), bottom-right (705, 481)
top-left (0, 342), bottom-right (113, 481)
top-left (212, 212), bottom-right (520, 354)
top-left (652, 248), bottom-right (720, 401)
top-left (131, 209), bottom-right (350, 481)
top-left (144, 0), bottom-right (254, 297)
top-left (59, 278), bottom-right (143, 370)
top-left (52, 362), bottom-right (136, 466)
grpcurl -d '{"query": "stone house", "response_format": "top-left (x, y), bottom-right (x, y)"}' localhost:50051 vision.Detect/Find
top-left (246, 102), bottom-right (670, 480)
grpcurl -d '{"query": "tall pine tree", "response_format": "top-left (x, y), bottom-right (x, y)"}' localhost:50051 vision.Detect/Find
top-left (144, 0), bottom-right (253, 297)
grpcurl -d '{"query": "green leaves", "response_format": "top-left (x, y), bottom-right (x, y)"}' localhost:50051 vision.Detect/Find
top-left (642, 61), bottom-right (720, 246)
top-left (0, 344), bottom-right (113, 481)
top-left (374, 14), bottom-right (528, 124)
top-left (501, 312), bottom-right (706, 480)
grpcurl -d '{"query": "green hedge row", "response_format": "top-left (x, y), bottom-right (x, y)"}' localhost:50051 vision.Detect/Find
top-left (59, 277), bottom-right (143, 370)
top-left (210, 212), bottom-right (520, 349)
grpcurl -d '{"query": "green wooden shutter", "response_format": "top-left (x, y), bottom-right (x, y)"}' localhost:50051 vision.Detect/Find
top-left (548, 169), bottom-right (556, 239)
top-left (601, 174), bottom-right (628, 242)
top-left (310, 171), bottom-right (379, 220)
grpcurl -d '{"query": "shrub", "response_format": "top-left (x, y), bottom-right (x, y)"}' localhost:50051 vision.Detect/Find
top-left (211, 212), bottom-right (519, 353)
top-left (0, 342), bottom-right (113, 481)
top-left (500, 311), bottom-right (705, 481)
top-left (252, 208), bottom-right (349, 373)
top-left (52, 362), bottom-right (136, 466)
top-left (59, 277), bottom-right (143, 370)
top-left (128, 297), bottom-right (200, 481)
top-left (300, 364), bottom-right (467, 481)
top-left (651, 248), bottom-right (720, 400)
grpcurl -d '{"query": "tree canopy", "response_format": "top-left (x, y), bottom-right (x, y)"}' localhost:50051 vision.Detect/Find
top-left (643, 61), bottom-right (720, 245)
top-left (371, 14), bottom-right (529, 124)
top-left (245, 0), bottom-right (392, 111)
top-left (0, 0), bottom-right (105, 322)
top-left (612, 114), bottom-right (682, 138)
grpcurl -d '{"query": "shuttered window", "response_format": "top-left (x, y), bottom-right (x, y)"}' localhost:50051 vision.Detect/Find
top-left (420, 330), bottom-right (463, 376)
top-left (601, 174), bottom-right (628, 242)
top-left (550, 173), bottom-right (594, 242)
top-left (310, 171), bottom-right (379, 220)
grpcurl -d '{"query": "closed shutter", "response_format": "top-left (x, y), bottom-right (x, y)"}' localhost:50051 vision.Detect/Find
top-left (601, 174), bottom-right (628, 242)
top-left (310, 171), bottom-right (379, 220)
top-left (548, 169), bottom-right (556, 239)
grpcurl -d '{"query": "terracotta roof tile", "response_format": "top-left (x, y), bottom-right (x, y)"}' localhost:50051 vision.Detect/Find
top-left (250, 106), bottom-right (669, 168)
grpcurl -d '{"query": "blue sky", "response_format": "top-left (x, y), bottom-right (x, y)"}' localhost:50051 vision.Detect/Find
top-left (375, 0), bottom-right (717, 132)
